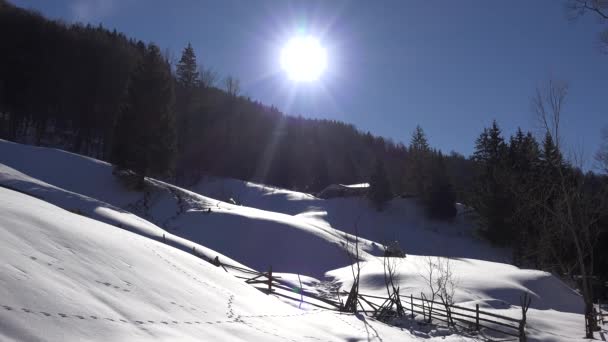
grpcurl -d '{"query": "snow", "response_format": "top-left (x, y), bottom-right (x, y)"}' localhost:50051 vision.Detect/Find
top-left (191, 177), bottom-right (510, 263)
top-left (0, 187), bottom-right (434, 341)
top-left (324, 257), bottom-right (591, 341)
top-left (343, 183), bottom-right (370, 188)
top-left (0, 139), bottom-right (604, 341)
top-left (0, 140), bottom-right (381, 277)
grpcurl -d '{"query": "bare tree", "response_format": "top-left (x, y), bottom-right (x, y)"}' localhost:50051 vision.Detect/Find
top-left (163, 48), bottom-right (177, 70)
top-left (342, 218), bottom-right (363, 313)
top-left (420, 256), bottom-right (457, 325)
top-left (566, 0), bottom-right (608, 53)
top-left (199, 65), bottom-right (218, 88)
top-left (595, 126), bottom-right (608, 173)
top-left (420, 256), bottom-right (438, 323)
top-left (435, 257), bottom-right (457, 326)
top-left (224, 75), bottom-right (240, 98)
top-left (531, 79), bottom-right (568, 150)
top-left (532, 79), bottom-right (606, 338)
top-left (343, 234), bottom-right (361, 313)
top-left (378, 240), bottom-right (405, 320)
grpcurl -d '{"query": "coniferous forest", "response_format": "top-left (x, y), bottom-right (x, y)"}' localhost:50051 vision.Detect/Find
top-left (0, 0), bottom-right (607, 315)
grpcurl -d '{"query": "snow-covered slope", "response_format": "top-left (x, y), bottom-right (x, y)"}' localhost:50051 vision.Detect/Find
top-left (191, 177), bottom-right (509, 263)
top-left (0, 187), bottom-right (435, 342)
top-left (0, 140), bottom-right (599, 341)
top-left (0, 140), bottom-right (381, 278)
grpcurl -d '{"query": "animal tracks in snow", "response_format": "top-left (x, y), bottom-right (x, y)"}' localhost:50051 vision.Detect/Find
top-left (94, 280), bottom-right (131, 293)
top-left (26, 255), bottom-right (65, 271)
top-left (0, 303), bottom-right (232, 328)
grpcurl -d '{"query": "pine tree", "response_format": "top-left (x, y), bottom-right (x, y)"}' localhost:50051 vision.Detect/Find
top-left (424, 152), bottom-right (457, 219)
top-left (176, 43), bottom-right (199, 89)
top-left (406, 125), bottom-right (431, 196)
top-left (506, 128), bottom-right (541, 265)
top-left (112, 43), bottom-right (176, 187)
top-left (541, 132), bottom-right (562, 167)
top-left (471, 120), bottom-right (513, 245)
top-left (174, 43), bottom-right (201, 176)
top-left (368, 159), bottom-right (392, 211)
top-left (410, 125), bottom-right (429, 152)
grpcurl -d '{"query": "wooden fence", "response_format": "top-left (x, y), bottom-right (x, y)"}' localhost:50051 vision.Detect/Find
top-left (356, 292), bottom-right (527, 340)
top-left (597, 300), bottom-right (607, 326)
top-left (204, 254), bottom-right (530, 342)
top-left (0, 185), bottom-right (531, 341)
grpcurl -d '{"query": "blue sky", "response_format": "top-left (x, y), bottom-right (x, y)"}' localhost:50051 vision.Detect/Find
top-left (12, 0), bottom-right (608, 166)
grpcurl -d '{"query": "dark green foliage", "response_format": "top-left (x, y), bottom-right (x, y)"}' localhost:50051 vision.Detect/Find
top-left (174, 43), bottom-right (202, 175)
top-left (405, 125), bottom-right (431, 197)
top-left (0, 3), bottom-right (141, 155)
top-left (471, 121), bottom-right (513, 244)
top-left (423, 153), bottom-right (457, 219)
top-left (311, 154), bottom-right (330, 192)
top-left (540, 132), bottom-right (562, 167)
top-left (410, 125), bottom-right (430, 151)
top-left (404, 126), bottom-right (457, 219)
top-left (176, 43), bottom-right (199, 89)
top-left (368, 160), bottom-right (393, 211)
top-left (112, 44), bottom-right (176, 184)
top-left (0, 3), bottom-right (413, 193)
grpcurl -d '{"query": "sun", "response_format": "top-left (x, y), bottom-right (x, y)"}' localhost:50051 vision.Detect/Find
top-left (280, 35), bottom-right (327, 82)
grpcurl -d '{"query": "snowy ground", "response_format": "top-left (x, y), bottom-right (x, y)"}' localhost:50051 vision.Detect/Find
top-left (189, 177), bottom-right (510, 263)
top-left (0, 139), bottom-right (603, 341)
top-left (1, 187), bottom-right (449, 342)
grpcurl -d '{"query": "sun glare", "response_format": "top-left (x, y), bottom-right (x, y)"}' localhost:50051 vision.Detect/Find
top-left (280, 35), bottom-right (327, 82)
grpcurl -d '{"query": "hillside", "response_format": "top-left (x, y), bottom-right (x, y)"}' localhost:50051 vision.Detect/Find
top-left (0, 187), bottom-right (425, 342)
top-left (0, 139), bottom-right (381, 277)
top-left (0, 139), bottom-right (600, 341)
top-left (190, 177), bottom-right (509, 263)
top-left (0, 139), bottom-right (502, 277)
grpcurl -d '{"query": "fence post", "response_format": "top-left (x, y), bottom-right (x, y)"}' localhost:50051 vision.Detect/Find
top-left (519, 292), bottom-right (531, 342)
top-left (267, 265), bottom-right (272, 294)
top-left (599, 299), bottom-right (604, 325)
top-left (411, 294), bottom-right (414, 319)
top-left (476, 304), bottom-right (480, 331)
top-left (422, 298), bottom-right (426, 322)
top-left (162, 234), bottom-right (165, 243)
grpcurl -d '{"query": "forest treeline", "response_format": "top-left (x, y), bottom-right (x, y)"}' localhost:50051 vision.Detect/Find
top-left (0, 0), bottom-right (462, 207)
top-left (0, 1), bottom-right (607, 324)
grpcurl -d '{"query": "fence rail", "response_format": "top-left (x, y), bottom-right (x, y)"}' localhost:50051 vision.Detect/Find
top-left (199, 251), bottom-right (529, 341)
top-left (597, 300), bottom-right (607, 326)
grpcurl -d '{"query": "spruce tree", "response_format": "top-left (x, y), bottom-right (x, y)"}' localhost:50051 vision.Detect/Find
top-left (471, 121), bottom-right (513, 244)
top-left (112, 43), bottom-right (176, 187)
top-left (541, 132), bottom-right (562, 167)
top-left (368, 159), bottom-right (392, 211)
top-left (424, 152), bottom-right (457, 219)
top-left (410, 125), bottom-right (430, 152)
top-left (175, 43), bottom-right (200, 169)
top-left (507, 128), bottom-right (541, 265)
top-left (406, 125), bottom-right (431, 196)
top-left (176, 43), bottom-right (199, 89)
